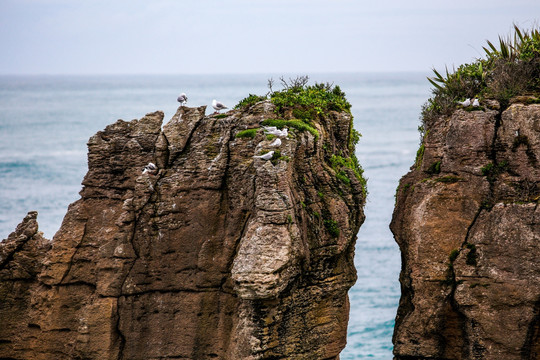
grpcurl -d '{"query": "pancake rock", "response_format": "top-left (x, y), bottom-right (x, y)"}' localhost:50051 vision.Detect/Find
top-left (0, 100), bottom-right (365, 359)
top-left (391, 100), bottom-right (540, 359)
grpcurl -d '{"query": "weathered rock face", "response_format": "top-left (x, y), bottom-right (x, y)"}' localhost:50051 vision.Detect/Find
top-left (391, 100), bottom-right (540, 359)
top-left (0, 101), bottom-right (365, 359)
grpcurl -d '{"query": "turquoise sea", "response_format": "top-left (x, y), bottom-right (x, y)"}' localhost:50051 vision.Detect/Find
top-left (0, 73), bottom-right (431, 359)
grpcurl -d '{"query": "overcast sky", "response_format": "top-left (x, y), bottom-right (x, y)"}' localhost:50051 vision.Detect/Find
top-left (0, 0), bottom-right (539, 75)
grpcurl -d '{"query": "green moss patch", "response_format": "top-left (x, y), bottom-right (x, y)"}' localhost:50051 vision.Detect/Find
top-left (415, 144), bottom-right (425, 170)
top-left (449, 249), bottom-right (460, 262)
top-left (270, 150), bottom-right (290, 165)
top-left (235, 128), bottom-right (258, 139)
top-left (328, 154), bottom-right (367, 195)
top-left (426, 160), bottom-right (441, 174)
top-left (323, 219), bottom-right (340, 238)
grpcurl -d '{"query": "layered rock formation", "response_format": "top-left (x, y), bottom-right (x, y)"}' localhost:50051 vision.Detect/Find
top-left (391, 99), bottom-right (540, 359)
top-left (0, 100), bottom-right (365, 359)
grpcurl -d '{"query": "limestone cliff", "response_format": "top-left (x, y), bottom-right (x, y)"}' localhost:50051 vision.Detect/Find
top-left (0, 97), bottom-right (365, 359)
top-left (391, 98), bottom-right (540, 359)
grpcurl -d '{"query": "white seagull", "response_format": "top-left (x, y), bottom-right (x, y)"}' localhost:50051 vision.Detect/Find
top-left (264, 127), bottom-right (288, 137)
top-left (264, 128), bottom-right (281, 136)
top-left (212, 99), bottom-right (228, 114)
top-left (269, 138), bottom-right (282, 147)
top-left (472, 98), bottom-right (480, 107)
top-left (142, 162), bottom-right (158, 175)
top-left (253, 151), bottom-right (274, 161)
top-left (457, 98), bottom-right (471, 107)
top-left (177, 93), bottom-right (188, 106)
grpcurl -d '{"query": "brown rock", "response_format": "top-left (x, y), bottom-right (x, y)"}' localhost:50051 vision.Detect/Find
top-left (392, 102), bottom-right (540, 359)
top-left (0, 100), bottom-right (365, 359)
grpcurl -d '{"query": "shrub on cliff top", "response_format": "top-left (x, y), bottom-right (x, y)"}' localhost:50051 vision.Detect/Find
top-left (270, 79), bottom-right (351, 118)
top-left (234, 94), bottom-right (267, 109)
top-left (422, 25), bottom-right (540, 123)
top-left (233, 76), bottom-right (352, 117)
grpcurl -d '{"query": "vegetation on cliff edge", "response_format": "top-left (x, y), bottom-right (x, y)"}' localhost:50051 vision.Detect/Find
top-left (235, 76), bottom-right (367, 196)
top-left (414, 25), bottom-right (540, 174)
top-left (422, 25), bottom-right (540, 125)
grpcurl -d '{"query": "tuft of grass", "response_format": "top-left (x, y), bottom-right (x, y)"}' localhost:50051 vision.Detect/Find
top-left (481, 161), bottom-right (508, 182)
top-left (525, 97), bottom-right (540, 104)
top-left (234, 94), bottom-right (267, 109)
top-left (415, 144), bottom-right (425, 170)
top-left (336, 172), bottom-right (351, 185)
top-left (270, 78), bottom-right (351, 118)
top-left (269, 149), bottom-right (290, 165)
top-left (328, 154), bottom-right (367, 195)
top-left (426, 161), bottom-right (441, 175)
top-left (449, 249), bottom-right (460, 262)
top-left (235, 128), bottom-right (258, 139)
top-left (214, 114), bottom-right (228, 119)
top-left (323, 219), bottom-right (340, 238)
top-left (349, 128), bottom-right (362, 152)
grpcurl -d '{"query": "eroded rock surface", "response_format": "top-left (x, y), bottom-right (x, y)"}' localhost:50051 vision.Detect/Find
top-left (391, 101), bottom-right (540, 359)
top-left (0, 101), bottom-right (365, 359)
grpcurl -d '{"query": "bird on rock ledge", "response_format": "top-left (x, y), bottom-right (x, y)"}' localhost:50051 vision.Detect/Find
top-left (142, 162), bottom-right (158, 175)
top-left (212, 99), bottom-right (228, 114)
top-left (177, 93), bottom-right (188, 106)
top-left (253, 151), bottom-right (274, 161)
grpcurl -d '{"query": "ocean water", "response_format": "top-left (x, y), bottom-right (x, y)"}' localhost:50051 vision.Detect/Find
top-left (0, 73), bottom-right (431, 359)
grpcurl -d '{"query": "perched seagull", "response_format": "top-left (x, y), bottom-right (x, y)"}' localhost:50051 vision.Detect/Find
top-left (177, 93), bottom-right (188, 106)
top-left (457, 98), bottom-right (471, 107)
top-left (472, 98), bottom-right (480, 107)
top-left (253, 151), bottom-right (274, 161)
top-left (269, 138), bottom-right (282, 147)
top-left (278, 128), bottom-right (288, 137)
top-left (264, 127), bottom-right (289, 137)
top-left (142, 162), bottom-right (158, 175)
top-left (212, 99), bottom-right (228, 114)
top-left (264, 128), bottom-right (281, 136)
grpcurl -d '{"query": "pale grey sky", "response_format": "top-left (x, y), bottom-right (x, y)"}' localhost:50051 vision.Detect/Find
top-left (0, 0), bottom-right (539, 75)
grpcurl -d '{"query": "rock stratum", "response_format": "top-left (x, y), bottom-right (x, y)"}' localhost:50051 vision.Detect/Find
top-left (392, 99), bottom-right (540, 359)
top-left (0, 100), bottom-right (365, 359)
